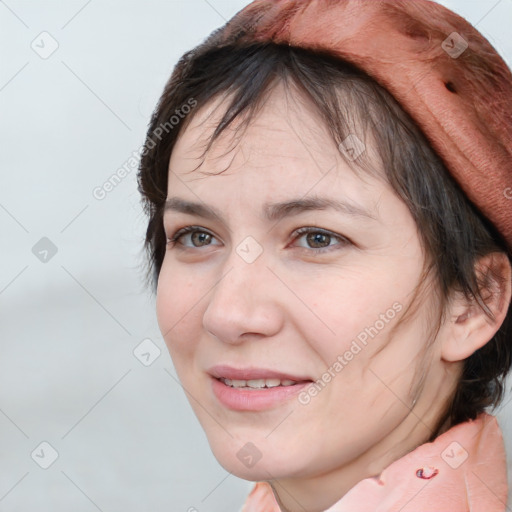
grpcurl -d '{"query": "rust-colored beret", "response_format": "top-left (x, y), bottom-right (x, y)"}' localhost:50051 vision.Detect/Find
top-left (207, 0), bottom-right (512, 253)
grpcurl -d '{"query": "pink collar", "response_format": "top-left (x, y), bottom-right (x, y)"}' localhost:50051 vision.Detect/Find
top-left (242, 413), bottom-right (507, 511)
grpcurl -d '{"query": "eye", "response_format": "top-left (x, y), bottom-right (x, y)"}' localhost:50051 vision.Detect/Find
top-left (166, 226), bottom-right (221, 249)
top-left (291, 227), bottom-right (349, 253)
top-left (166, 225), bottom-right (350, 253)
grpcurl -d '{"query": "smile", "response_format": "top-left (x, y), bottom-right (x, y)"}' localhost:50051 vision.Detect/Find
top-left (220, 378), bottom-right (298, 389)
top-left (208, 366), bottom-right (313, 411)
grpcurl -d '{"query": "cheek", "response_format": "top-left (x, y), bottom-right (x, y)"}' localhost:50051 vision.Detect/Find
top-left (156, 266), bottom-right (202, 358)
top-left (291, 267), bottom-right (406, 360)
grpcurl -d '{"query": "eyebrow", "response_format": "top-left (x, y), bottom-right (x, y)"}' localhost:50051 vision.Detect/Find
top-left (163, 196), bottom-right (377, 224)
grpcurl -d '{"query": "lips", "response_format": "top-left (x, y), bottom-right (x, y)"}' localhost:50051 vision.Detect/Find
top-left (208, 364), bottom-right (312, 383)
top-left (208, 365), bottom-right (313, 411)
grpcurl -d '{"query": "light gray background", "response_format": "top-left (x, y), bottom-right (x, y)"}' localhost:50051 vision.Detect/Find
top-left (1, 1), bottom-right (512, 511)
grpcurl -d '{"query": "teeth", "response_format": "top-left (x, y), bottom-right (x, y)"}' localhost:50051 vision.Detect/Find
top-left (247, 379), bottom-right (266, 388)
top-left (221, 378), bottom-right (298, 389)
top-left (265, 378), bottom-right (281, 388)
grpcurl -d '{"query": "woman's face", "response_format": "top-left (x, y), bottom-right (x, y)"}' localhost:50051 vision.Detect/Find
top-left (156, 83), bottom-right (455, 487)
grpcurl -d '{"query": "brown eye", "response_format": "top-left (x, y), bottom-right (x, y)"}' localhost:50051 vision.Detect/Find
top-left (292, 227), bottom-right (349, 253)
top-left (167, 226), bottom-right (220, 248)
top-left (189, 231), bottom-right (212, 247)
top-left (305, 232), bottom-right (332, 249)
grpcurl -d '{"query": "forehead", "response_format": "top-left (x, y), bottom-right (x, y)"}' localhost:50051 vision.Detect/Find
top-left (167, 82), bottom-right (383, 207)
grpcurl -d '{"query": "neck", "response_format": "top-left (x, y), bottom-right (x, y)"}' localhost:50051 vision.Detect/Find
top-left (268, 377), bottom-right (457, 512)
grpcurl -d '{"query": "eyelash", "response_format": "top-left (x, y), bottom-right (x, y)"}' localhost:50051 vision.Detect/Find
top-left (166, 225), bottom-right (350, 254)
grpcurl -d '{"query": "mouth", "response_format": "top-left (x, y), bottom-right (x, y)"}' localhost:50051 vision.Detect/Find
top-left (219, 377), bottom-right (306, 389)
top-left (208, 364), bottom-right (312, 383)
top-left (208, 365), bottom-right (313, 411)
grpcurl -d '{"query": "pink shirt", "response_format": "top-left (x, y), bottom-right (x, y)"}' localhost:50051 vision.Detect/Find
top-left (242, 413), bottom-right (507, 511)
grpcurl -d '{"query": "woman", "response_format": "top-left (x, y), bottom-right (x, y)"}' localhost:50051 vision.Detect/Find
top-left (137, 0), bottom-right (512, 510)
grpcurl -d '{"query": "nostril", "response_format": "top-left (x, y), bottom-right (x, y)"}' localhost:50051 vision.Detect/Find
top-left (444, 81), bottom-right (457, 93)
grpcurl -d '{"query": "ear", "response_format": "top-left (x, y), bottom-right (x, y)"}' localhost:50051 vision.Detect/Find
top-left (441, 252), bottom-right (512, 362)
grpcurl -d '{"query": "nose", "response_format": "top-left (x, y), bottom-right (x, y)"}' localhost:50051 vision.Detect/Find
top-left (202, 248), bottom-right (284, 345)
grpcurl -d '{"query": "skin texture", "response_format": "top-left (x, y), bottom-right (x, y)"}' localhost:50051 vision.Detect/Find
top-left (155, 82), bottom-right (511, 512)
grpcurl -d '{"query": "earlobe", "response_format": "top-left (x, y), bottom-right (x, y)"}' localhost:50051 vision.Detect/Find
top-left (441, 252), bottom-right (512, 363)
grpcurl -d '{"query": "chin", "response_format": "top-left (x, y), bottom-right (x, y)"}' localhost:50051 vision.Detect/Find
top-left (209, 442), bottom-right (302, 481)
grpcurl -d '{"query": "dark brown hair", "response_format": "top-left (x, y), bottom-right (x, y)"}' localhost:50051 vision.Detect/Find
top-left (137, 41), bottom-right (512, 435)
